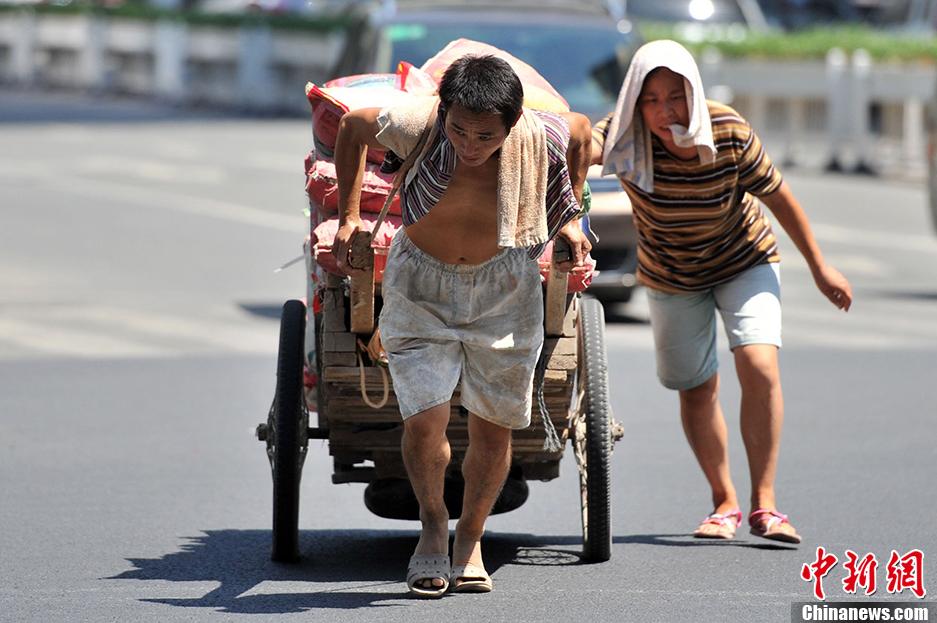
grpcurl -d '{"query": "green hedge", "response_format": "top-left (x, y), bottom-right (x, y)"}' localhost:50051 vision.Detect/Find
top-left (639, 22), bottom-right (937, 63)
top-left (0, 2), bottom-right (356, 32)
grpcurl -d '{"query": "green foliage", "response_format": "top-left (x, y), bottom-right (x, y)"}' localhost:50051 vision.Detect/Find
top-left (0, 2), bottom-right (355, 32)
top-left (639, 21), bottom-right (937, 63)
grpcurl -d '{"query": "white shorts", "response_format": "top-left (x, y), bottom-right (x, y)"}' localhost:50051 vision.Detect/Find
top-left (646, 262), bottom-right (782, 391)
top-left (379, 231), bottom-right (544, 429)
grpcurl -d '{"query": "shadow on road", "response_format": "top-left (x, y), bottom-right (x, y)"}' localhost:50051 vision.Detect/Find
top-left (868, 289), bottom-right (937, 303)
top-left (107, 528), bottom-right (794, 613)
top-left (603, 306), bottom-right (650, 325)
top-left (238, 302), bottom-right (287, 321)
top-left (614, 533), bottom-right (797, 551)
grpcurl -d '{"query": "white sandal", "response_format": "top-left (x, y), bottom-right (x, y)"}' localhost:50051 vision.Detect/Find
top-left (406, 554), bottom-right (450, 598)
top-left (450, 562), bottom-right (493, 593)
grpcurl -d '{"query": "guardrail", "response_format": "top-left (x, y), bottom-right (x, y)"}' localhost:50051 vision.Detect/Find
top-left (699, 49), bottom-right (937, 178)
top-left (2, 11), bottom-right (936, 177)
top-left (0, 9), bottom-right (345, 113)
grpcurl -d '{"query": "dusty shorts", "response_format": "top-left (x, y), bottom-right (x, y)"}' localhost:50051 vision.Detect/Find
top-left (378, 231), bottom-right (544, 429)
top-left (646, 262), bottom-right (782, 391)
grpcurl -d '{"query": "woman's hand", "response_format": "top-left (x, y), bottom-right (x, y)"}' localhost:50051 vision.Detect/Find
top-left (813, 263), bottom-right (852, 311)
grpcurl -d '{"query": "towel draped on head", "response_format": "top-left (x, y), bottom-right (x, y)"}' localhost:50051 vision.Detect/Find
top-left (376, 96), bottom-right (550, 249)
top-left (601, 39), bottom-right (717, 193)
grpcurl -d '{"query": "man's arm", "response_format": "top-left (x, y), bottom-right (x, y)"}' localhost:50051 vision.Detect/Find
top-left (760, 181), bottom-right (853, 311)
top-left (555, 111), bottom-right (593, 269)
top-left (332, 107), bottom-right (385, 274)
top-left (589, 112), bottom-right (612, 166)
top-left (561, 112), bottom-right (591, 205)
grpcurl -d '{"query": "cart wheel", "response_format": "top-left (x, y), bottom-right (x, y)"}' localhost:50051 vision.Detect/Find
top-left (573, 296), bottom-right (612, 563)
top-left (267, 299), bottom-right (309, 563)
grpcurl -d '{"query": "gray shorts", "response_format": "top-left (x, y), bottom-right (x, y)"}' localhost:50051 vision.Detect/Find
top-left (379, 231), bottom-right (544, 429)
top-left (646, 262), bottom-right (782, 391)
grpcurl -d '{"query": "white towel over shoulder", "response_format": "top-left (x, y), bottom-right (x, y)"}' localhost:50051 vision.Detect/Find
top-left (601, 39), bottom-right (716, 193)
top-left (377, 97), bottom-right (549, 249)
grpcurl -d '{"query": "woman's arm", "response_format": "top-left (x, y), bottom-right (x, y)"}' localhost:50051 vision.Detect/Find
top-left (760, 181), bottom-right (853, 311)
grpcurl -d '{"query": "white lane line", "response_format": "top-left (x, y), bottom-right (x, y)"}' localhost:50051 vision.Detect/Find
top-left (770, 252), bottom-right (892, 278)
top-left (0, 162), bottom-right (48, 179)
top-left (66, 305), bottom-right (277, 354)
top-left (781, 324), bottom-right (937, 351)
top-left (785, 305), bottom-right (937, 339)
top-left (810, 223), bottom-right (937, 254)
top-left (52, 174), bottom-right (301, 233)
top-left (0, 317), bottom-right (173, 359)
top-left (0, 307), bottom-right (280, 360)
top-left (0, 164), bottom-right (302, 232)
top-left (79, 156), bottom-right (228, 185)
top-left (781, 327), bottom-right (924, 350)
top-left (243, 152), bottom-right (307, 173)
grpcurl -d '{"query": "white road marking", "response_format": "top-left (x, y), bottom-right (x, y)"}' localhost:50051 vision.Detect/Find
top-left (51, 174), bottom-right (301, 233)
top-left (0, 160), bottom-right (301, 233)
top-left (0, 305), bottom-right (279, 360)
top-left (811, 223), bottom-right (937, 254)
top-left (79, 156), bottom-right (228, 185)
top-left (0, 316), bottom-right (173, 359)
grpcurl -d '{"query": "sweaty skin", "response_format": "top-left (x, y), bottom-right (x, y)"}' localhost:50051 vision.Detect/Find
top-left (332, 103), bottom-right (592, 271)
top-left (330, 100), bottom-right (592, 590)
top-left (637, 67), bottom-right (698, 160)
top-left (594, 66), bottom-right (852, 542)
top-left (404, 106), bottom-right (504, 264)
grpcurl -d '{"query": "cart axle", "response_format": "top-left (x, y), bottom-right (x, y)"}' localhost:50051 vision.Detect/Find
top-left (255, 423), bottom-right (329, 441)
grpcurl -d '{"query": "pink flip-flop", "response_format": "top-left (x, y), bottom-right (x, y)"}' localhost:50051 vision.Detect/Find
top-left (693, 509), bottom-right (742, 539)
top-left (749, 509), bottom-right (802, 544)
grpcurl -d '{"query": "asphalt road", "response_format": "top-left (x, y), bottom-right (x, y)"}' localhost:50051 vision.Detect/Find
top-left (2, 90), bottom-right (936, 623)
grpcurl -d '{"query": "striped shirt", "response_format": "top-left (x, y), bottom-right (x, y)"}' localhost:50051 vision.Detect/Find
top-left (389, 109), bottom-right (580, 260)
top-left (593, 101), bottom-right (783, 293)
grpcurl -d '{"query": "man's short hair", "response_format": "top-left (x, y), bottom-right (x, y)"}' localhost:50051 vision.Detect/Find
top-left (438, 55), bottom-right (524, 131)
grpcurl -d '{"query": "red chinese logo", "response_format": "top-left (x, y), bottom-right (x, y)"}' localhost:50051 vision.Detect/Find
top-left (801, 546), bottom-right (839, 600)
top-left (842, 550), bottom-right (878, 596)
top-left (802, 548), bottom-right (927, 600)
top-left (886, 549), bottom-right (926, 598)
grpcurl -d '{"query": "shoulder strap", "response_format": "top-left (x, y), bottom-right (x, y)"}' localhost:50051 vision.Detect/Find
top-left (370, 103), bottom-right (439, 236)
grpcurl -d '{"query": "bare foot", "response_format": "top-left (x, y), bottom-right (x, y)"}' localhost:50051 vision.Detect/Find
top-left (451, 527), bottom-right (492, 592)
top-left (451, 532), bottom-right (483, 568)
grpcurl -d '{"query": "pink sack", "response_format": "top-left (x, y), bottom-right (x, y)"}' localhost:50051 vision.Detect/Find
top-left (305, 64), bottom-right (437, 163)
top-left (310, 215), bottom-right (403, 281)
top-left (306, 81), bottom-right (396, 163)
top-left (305, 153), bottom-right (401, 216)
top-left (537, 239), bottom-right (598, 293)
top-left (420, 39), bottom-right (570, 113)
top-left (313, 214), bottom-right (595, 293)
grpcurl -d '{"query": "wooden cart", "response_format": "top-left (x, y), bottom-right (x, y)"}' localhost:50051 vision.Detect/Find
top-left (256, 257), bottom-right (622, 564)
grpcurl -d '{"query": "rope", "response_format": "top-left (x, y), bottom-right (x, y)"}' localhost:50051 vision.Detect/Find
top-left (356, 342), bottom-right (389, 409)
top-left (535, 354), bottom-right (562, 453)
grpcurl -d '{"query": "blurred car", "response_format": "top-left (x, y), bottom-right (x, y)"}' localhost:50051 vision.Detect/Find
top-left (757, 0), bottom-right (861, 29)
top-left (758, 0), bottom-right (937, 31)
top-left (192, 0), bottom-right (319, 15)
top-left (623, 0), bottom-right (770, 39)
top-left (331, 0), bottom-right (643, 304)
top-left (850, 0), bottom-right (937, 30)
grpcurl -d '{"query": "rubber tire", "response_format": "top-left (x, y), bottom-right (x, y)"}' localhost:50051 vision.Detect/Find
top-left (578, 296), bottom-right (612, 563)
top-left (271, 299), bottom-right (307, 563)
